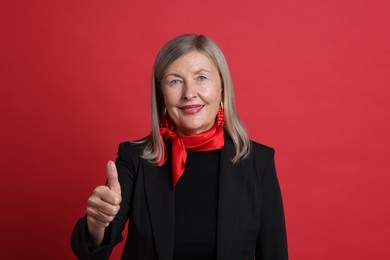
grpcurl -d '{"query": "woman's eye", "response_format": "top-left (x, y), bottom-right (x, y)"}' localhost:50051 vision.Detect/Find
top-left (170, 79), bottom-right (181, 85)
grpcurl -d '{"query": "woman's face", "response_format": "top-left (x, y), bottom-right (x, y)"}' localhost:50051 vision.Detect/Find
top-left (161, 51), bottom-right (222, 136)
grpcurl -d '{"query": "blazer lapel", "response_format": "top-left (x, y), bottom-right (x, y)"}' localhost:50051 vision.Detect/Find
top-left (216, 132), bottom-right (249, 260)
top-left (143, 142), bottom-right (175, 260)
top-left (143, 134), bottom-right (248, 260)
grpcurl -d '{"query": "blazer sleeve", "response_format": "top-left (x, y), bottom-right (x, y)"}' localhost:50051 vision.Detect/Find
top-left (70, 142), bottom-right (138, 260)
top-left (255, 148), bottom-right (288, 260)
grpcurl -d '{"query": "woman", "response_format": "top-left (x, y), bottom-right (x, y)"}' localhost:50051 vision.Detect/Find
top-left (71, 34), bottom-right (288, 260)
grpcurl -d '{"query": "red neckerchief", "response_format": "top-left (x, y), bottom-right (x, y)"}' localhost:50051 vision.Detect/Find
top-left (158, 122), bottom-right (224, 188)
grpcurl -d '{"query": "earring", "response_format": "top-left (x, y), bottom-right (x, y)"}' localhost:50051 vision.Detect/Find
top-left (217, 101), bottom-right (224, 128)
top-left (160, 107), bottom-right (175, 130)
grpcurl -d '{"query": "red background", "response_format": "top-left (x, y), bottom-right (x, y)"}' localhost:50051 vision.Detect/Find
top-left (1, 0), bottom-right (389, 259)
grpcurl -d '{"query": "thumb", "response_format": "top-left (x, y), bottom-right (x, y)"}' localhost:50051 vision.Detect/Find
top-left (106, 160), bottom-right (121, 196)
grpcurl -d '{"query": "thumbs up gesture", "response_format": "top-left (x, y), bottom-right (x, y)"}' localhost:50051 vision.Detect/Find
top-left (86, 161), bottom-right (122, 246)
top-left (106, 160), bottom-right (122, 197)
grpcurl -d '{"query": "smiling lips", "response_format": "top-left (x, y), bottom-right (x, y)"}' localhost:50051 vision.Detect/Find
top-left (179, 105), bottom-right (204, 115)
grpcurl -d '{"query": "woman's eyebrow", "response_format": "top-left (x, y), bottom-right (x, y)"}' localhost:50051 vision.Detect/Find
top-left (194, 69), bottom-right (210, 74)
top-left (165, 69), bottom-right (210, 78)
top-left (164, 73), bottom-right (182, 78)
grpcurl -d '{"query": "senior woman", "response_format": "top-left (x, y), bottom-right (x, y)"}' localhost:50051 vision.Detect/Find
top-left (71, 34), bottom-right (288, 260)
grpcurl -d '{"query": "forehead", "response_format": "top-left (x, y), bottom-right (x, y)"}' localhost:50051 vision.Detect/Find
top-left (165, 51), bottom-right (218, 74)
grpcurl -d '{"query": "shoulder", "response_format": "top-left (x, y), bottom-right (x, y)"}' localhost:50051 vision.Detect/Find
top-left (115, 141), bottom-right (146, 181)
top-left (222, 130), bottom-right (275, 164)
top-left (250, 140), bottom-right (275, 156)
top-left (116, 140), bottom-right (145, 167)
top-left (246, 139), bottom-right (275, 169)
top-left (118, 141), bottom-right (143, 156)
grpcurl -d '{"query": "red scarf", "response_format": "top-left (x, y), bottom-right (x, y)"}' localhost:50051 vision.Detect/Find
top-left (158, 123), bottom-right (224, 188)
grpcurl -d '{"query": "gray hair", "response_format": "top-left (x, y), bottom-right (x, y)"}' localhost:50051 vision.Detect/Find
top-left (140, 34), bottom-right (251, 164)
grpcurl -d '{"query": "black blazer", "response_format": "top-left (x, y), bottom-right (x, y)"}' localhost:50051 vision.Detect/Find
top-left (71, 132), bottom-right (288, 259)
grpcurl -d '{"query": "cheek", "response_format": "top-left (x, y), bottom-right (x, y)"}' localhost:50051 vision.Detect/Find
top-left (162, 89), bottom-right (178, 107)
top-left (209, 100), bottom-right (221, 116)
top-left (206, 87), bottom-right (222, 106)
top-left (205, 91), bottom-right (222, 117)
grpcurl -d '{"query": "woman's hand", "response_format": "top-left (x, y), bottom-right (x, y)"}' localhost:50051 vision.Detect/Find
top-left (86, 161), bottom-right (122, 247)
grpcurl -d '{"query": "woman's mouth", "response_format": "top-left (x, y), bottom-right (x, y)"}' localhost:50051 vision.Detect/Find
top-left (179, 105), bottom-right (204, 115)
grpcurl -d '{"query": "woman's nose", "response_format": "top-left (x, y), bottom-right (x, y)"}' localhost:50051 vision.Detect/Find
top-left (181, 81), bottom-right (197, 100)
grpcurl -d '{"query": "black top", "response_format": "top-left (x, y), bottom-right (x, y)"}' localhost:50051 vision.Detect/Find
top-left (173, 150), bottom-right (220, 260)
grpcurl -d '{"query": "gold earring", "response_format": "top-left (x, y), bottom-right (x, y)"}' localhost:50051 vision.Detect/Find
top-left (162, 106), bottom-right (167, 116)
